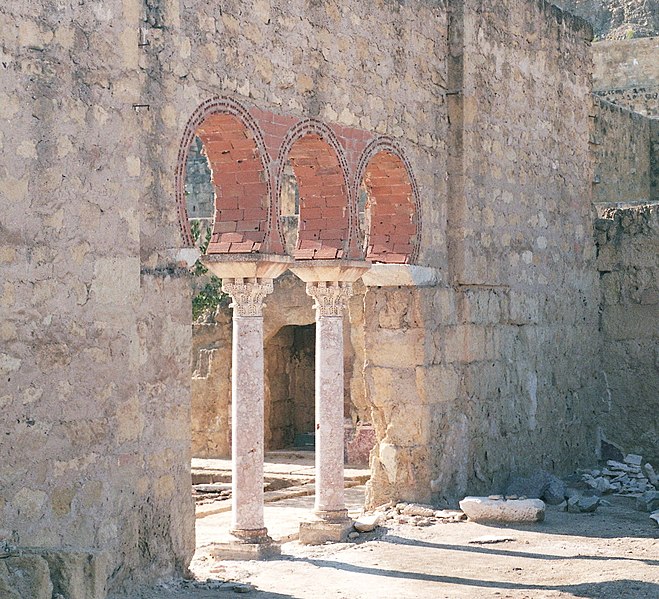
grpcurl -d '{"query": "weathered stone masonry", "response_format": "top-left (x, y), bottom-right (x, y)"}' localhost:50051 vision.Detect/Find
top-left (2, 0), bottom-right (655, 595)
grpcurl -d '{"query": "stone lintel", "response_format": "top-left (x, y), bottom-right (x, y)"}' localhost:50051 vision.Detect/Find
top-left (361, 264), bottom-right (441, 287)
top-left (201, 253), bottom-right (292, 280)
top-left (298, 518), bottom-right (354, 545)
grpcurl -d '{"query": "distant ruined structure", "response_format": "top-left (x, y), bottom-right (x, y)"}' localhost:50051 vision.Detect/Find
top-left (0, 0), bottom-right (656, 596)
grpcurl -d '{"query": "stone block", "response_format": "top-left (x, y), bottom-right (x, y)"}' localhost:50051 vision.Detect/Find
top-left (210, 541), bottom-right (281, 560)
top-left (0, 555), bottom-right (52, 599)
top-left (299, 519), bottom-right (354, 545)
top-left (635, 491), bottom-right (659, 513)
top-left (353, 514), bottom-right (381, 533)
top-left (42, 550), bottom-right (108, 599)
top-left (367, 329), bottom-right (426, 368)
top-left (459, 497), bottom-right (545, 523)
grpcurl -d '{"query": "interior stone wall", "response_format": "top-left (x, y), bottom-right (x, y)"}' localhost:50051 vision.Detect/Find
top-left (591, 98), bottom-right (656, 204)
top-left (595, 204), bottom-right (659, 465)
top-left (191, 309), bottom-right (232, 458)
top-left (593, 37), bottom-right (659, 117)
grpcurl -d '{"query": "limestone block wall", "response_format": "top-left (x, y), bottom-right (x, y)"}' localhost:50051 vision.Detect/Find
top-left (0, 0), bottom-right (194, 594)
top-left (596, 204), bottom-right (659, 465)
top-left (593, 37), bottom-right (659, 117)
top-left (591, 98), bottom-right (656, 204)
top-left (191, 311), bottom-right (232, 458)
top-left (365, 0), bottom-right (603, 507)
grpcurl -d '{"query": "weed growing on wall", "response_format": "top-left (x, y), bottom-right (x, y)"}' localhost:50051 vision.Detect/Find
top-left (190, 220), bottom-right (229, 322)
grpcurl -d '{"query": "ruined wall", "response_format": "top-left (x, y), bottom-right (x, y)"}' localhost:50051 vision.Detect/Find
top-left (591, 98), bottom-right (656, 204)
top-left (191, 310), bottom-right (232, 458)
top-left (595, 204), bottom-right (659, 465)
top-left (365, 0), bottom-right (603, 507)
top-left (552, 0), bottom-right (659, 39)
top-left (0, 0), bottom-right (194, 594)
top-left (592, 37), bottom-right (659, 117)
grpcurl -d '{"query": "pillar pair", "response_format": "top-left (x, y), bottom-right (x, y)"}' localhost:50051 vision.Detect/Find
top-left (215, 259), bottom-right (366, 548)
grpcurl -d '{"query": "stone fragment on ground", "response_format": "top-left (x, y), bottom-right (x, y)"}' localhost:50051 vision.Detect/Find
top-left (434, 509), bottom-right (467, 521)
top-left (504, 470), bottom-right (567, 505)
top-left (625, 454), bottom-right (643, 466)
top-left (579, 456), bottom-right (657, 496)
top-left (459, 496), bottom-right (545, 523)
top-left (635, 490), bottom-right (659, 512)
top-left (567, 495), bottom-right (600, 513)
top-left (643, 463), bottom-right (659, 488)
top-left (468, 535), bottom-right (516, 545)
top-left (353, 513), bottom-right (381, 533)
top-left (399, 503), bottom-right (435, 517)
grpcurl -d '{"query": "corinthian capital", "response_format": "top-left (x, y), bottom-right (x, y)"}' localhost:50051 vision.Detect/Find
top-left (306, 281), bottom-right (353, 317)
top-left (221, 278), bottom-right (274, 317)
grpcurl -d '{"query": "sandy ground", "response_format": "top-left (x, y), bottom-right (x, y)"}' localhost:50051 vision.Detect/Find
top-left (125, 493), bottom-right (659, 599)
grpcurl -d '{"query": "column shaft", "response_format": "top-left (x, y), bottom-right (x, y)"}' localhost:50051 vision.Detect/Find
top-left (305, 281), bottom-right (353, 522)
top-left (315, 314), bottom-right (346, 516)
top-left (231, 314), bottom-right (266, 536)
top-left (222, 278), bottom-right (274, 542)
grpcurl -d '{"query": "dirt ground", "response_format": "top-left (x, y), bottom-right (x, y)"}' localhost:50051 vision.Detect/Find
top-left (124, 495), bottom-right (658, 599)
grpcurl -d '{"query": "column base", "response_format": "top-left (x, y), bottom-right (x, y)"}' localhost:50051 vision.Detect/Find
top-left (299, 516), bottom-right (354, 545)
top-left (210, 530), bottom-right (281, 560)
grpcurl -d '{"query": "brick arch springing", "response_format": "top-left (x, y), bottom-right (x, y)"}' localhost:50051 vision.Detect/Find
top-left (176, 97), bottom-right (277, 253)
top-left (354, 138), bottom-right (421, 264)
top-left (275, 120), bottom-right (355, 260)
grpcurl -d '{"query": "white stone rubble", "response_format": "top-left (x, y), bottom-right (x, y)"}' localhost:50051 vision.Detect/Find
top-left (579, 454), bottom-right (658, 496)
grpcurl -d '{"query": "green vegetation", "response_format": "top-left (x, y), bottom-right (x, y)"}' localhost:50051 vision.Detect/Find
top-left (190, 219), bottom-right (228, 322)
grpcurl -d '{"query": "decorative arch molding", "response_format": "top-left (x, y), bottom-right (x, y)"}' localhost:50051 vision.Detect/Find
top-left (354, 137), bottom-right (421, 264)
top-left (274, 119), bottom-right (356, 260)
top-left (176, 96), bottom-right (274, 252)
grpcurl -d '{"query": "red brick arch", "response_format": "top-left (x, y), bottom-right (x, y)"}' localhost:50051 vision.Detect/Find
top-left (176, 97), bottom-right (276, 253)
top-left (354, 138), bottom-right (421, 264)
top-left (275, 120), bottom-right (356, 260)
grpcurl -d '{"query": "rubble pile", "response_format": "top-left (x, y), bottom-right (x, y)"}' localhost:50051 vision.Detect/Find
top-left (193, 482), bottom-right (232, 504)
top-left (367, 502), bottom-right (467, 529)
top-left (579, 454), bottom-right (659, 496)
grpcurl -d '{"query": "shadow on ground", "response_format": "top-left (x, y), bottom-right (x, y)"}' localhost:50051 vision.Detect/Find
top-left (293, 556), bottom-right (659, 599)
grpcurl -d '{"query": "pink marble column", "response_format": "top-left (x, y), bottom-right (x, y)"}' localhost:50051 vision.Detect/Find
top-left (221, 277), bottom-right (274, 542)
top-left (306, 281), bottom-right (353, 521)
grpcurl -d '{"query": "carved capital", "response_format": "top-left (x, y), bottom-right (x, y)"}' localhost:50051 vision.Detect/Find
top-left (306, 281), bottom-right (353, 317)
top-left (222, 278), bottom-right (274, 317)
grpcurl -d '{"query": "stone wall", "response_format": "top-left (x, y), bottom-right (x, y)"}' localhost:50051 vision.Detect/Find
top-left (591, 98), bottom-right (656, 204)
top-left (552, 0), bottom-right (659, 39)
top-left (184, 136), bottom-right (215, 220)
top-left (365, 0), bottom-right (603, 507)
top-left (3, 0), bottom-right (651, 594)
top-left (595, 204), bottom-right (659, 465)
top-left (0, 1), bottom-right (195, 594)
top-left (593, 36), bottom-right (659, 117)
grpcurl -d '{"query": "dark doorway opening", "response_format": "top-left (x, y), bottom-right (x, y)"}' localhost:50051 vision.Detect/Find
top-left (265, 324), bottom-right (316, 451)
